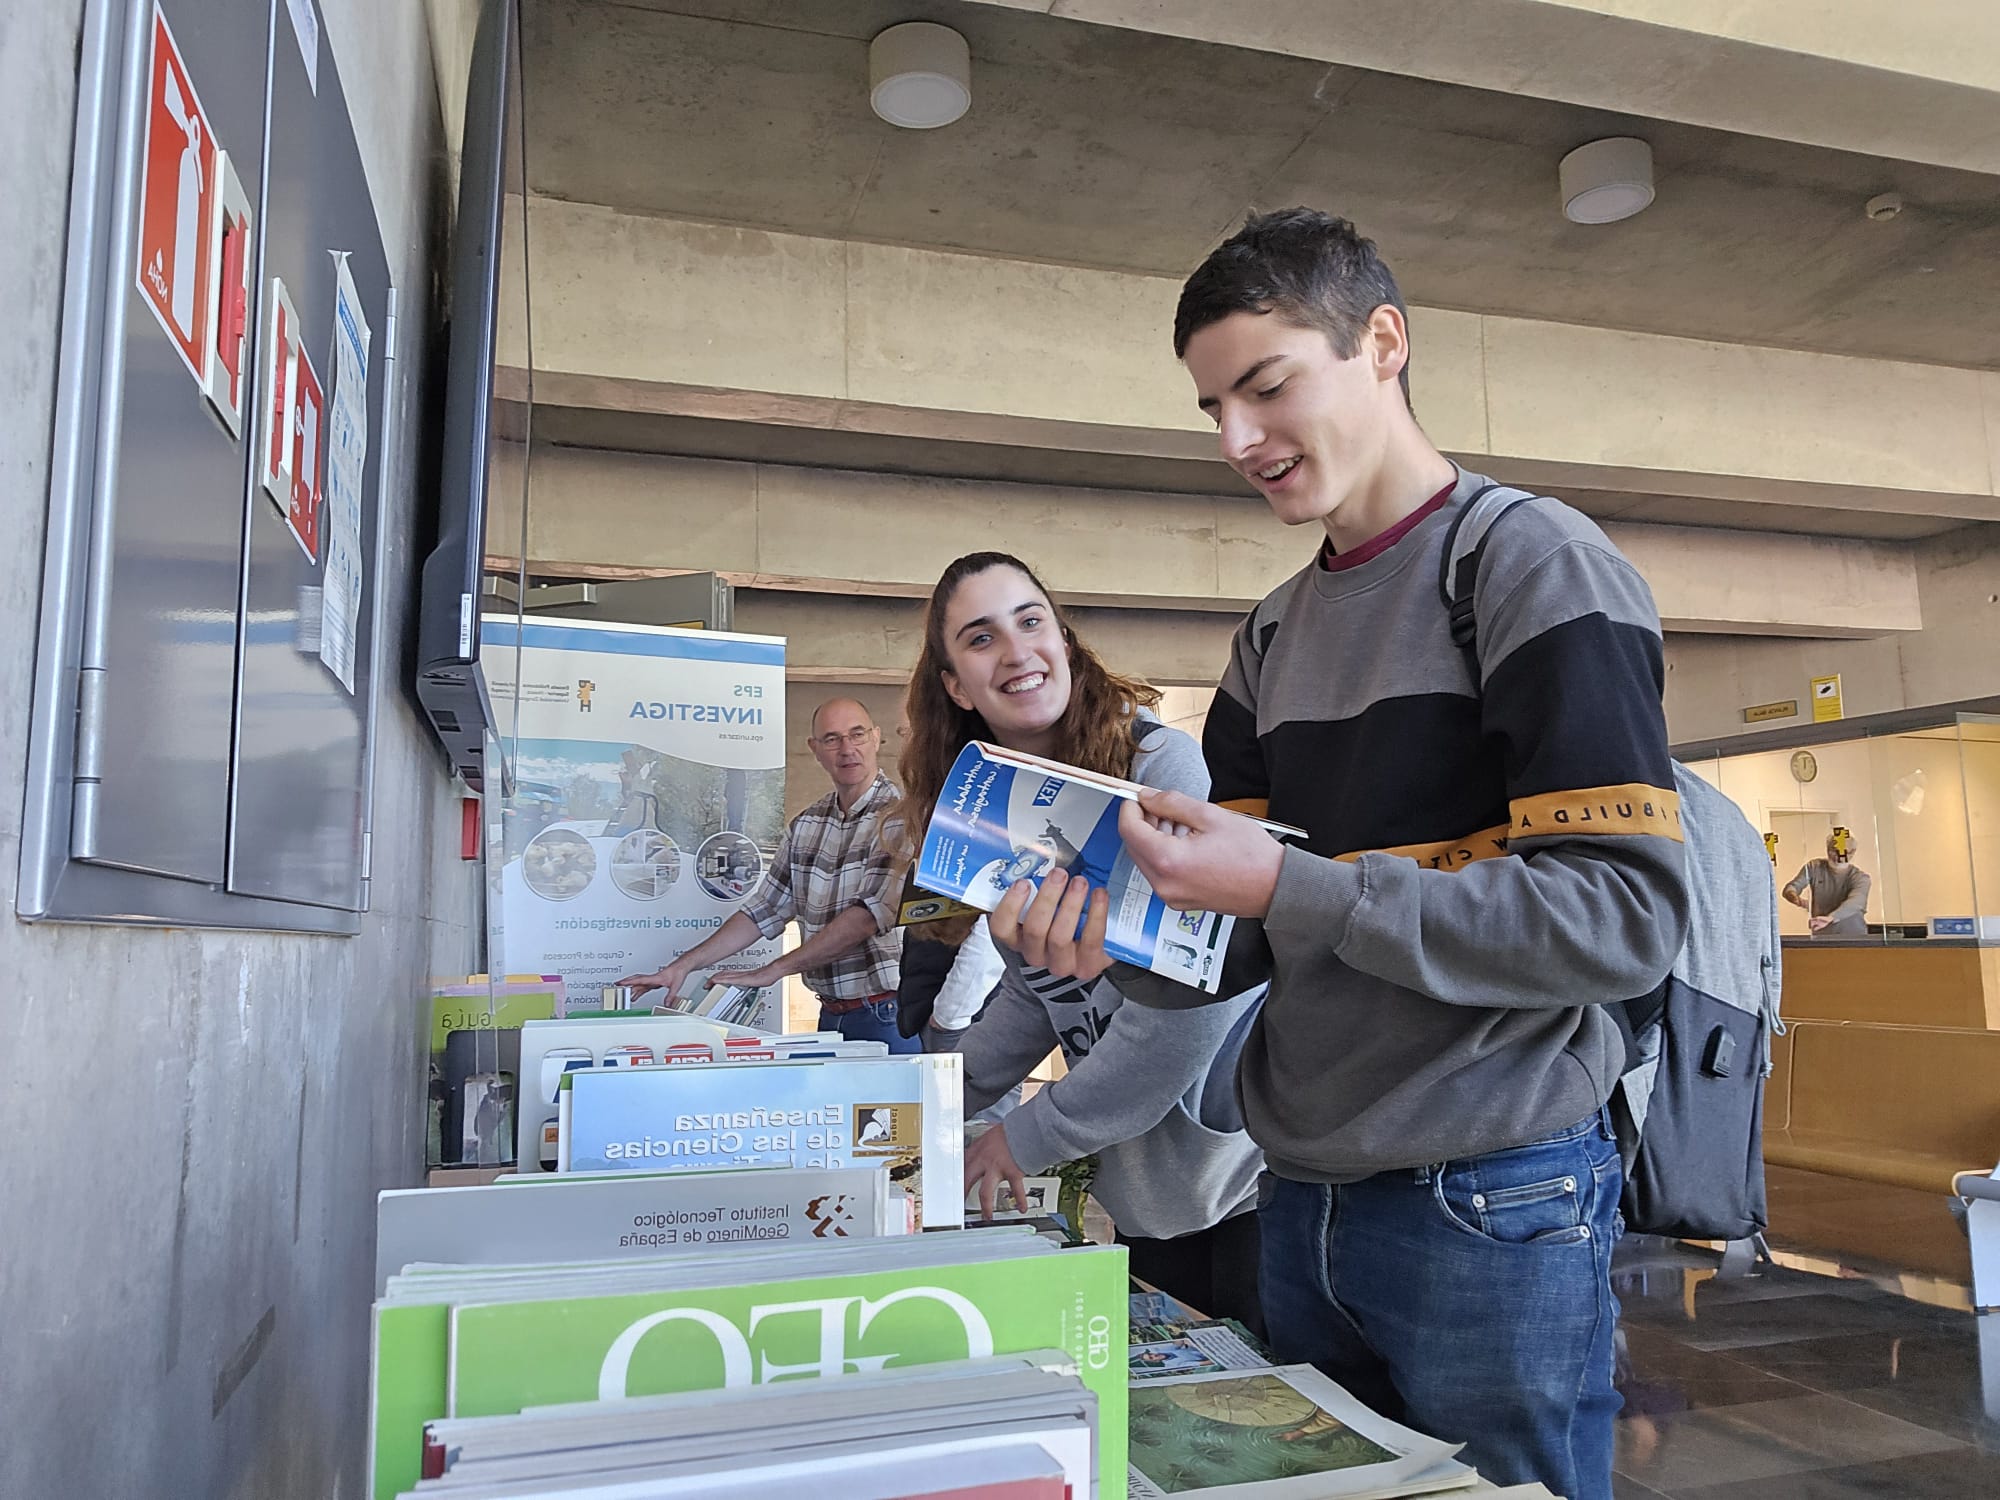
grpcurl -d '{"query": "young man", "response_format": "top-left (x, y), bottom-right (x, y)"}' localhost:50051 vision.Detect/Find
top-left (618, 698), bottom-right (916, 1051)
top-left (1000, 210), bottom-right (1690, 1500)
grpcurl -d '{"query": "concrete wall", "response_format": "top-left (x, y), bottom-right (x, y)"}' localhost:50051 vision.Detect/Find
top-left (974, 0), bottom-right (2000, 175)
top-left (0, 4), bottom-right (469, 1496)
top-left (520, 202), bottom-right (2000, 527)
top-left (1665, 525), bottom-right (2000, 743)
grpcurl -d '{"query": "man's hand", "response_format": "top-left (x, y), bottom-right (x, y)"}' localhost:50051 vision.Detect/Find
top-left (706, 964), bottom-right (781, 989)
top-left (1808, 915), bottom-right (1831, 933)
top-left (964, 1122), bottom-right (1030, 1222)
top-left (1783, 887), bottom-right (1808, 910)
top-left (616, 959), bottom-right (692, 1002)
top-left (990, 868), bottom-right (1112, 983)
top-left (1118, 789), bottom-right (1284, 918)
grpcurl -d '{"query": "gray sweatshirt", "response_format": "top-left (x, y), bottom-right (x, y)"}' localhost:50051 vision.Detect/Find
top-left (1123, 469), bottom-right (1691, 1185)
top-left (950, 718), bottom-right (1266, 1239)
top-left (1785, 859), bottom-right (1870, 937)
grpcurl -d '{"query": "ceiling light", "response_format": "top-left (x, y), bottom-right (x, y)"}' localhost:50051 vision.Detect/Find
top-left (869, 22), bottom-right (971, 130)
top-left (1559, 137), bottom-right (1655, 224)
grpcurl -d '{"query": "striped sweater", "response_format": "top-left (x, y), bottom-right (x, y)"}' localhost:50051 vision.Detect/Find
top-left (1197, 466), bottom-right (1691, 1184)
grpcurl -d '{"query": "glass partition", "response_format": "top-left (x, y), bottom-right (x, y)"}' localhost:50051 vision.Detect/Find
top-left (1701, 713), bottom-right (1995, 944)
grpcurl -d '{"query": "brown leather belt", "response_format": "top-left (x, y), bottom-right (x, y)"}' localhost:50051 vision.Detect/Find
top-left (816, 991), bottom-right (896, 1016)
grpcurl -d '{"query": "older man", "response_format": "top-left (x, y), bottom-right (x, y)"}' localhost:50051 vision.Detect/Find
top-left (1784, 830), bottom-right (1871, 938)
top-left (618, 698), bottom-right (915, 1050)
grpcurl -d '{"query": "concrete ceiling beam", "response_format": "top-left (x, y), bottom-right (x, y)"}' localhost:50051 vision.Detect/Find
top-left (968, 0), bottom-right (2000, 176)
top-left (496, 448), bottom-right (1923, 642)
top-left (508, 204), bottom-right (2000, 531)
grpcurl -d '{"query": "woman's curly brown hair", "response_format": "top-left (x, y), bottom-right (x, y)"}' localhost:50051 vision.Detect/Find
top-left (892, 552), bottom-right (1160, 944)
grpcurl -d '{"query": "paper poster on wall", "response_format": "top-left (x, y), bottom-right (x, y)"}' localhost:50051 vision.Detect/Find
top-left (482, 617), bottom-right (788, 998)
top-left (318, 254), bottom-right (371, 691)
top-left (134, 4), bottom-right (215, 386)
top-left (284, 0), bottom-right (320, 93)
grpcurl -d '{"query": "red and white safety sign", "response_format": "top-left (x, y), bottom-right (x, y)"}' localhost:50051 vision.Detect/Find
top-left (259, 279), bottom-right (298, 502)
top-left (201, 150), bottom-right (254, 437)
top-left (134, 5), bottom-right (215, 383)
top-left (287, 344), bottom-right (325, 562)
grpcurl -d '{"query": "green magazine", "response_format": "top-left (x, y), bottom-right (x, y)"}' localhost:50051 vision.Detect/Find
top-left (369, 1244), bottom-right (1127, 1500)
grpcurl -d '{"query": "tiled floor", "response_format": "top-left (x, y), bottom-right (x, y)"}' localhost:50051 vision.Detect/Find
top-left (1611, 1237), bottom-right (2000, 1497)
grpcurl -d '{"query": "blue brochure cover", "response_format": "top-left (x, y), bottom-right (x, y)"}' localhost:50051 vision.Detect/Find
top-left (913, 741), bottom-right (1246, 993)
top-left (563, 1055), bottom-right (964, 1229)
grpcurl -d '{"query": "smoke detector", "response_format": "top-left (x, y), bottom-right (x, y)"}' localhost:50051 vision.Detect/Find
top-left (1559, 137), bottom-right (1655, 224)
top-left (1865, 192), bottom-right (1904, 222)
top-left (869, 23), bottom-right (971, 130)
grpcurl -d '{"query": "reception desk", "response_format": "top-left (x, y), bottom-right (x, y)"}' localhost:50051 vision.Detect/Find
top-left (1779, 939), bottom-right (2000, 1029)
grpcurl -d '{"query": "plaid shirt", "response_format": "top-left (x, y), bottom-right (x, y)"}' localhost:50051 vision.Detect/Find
top-left (739, 772), bottom-right (904, 1000)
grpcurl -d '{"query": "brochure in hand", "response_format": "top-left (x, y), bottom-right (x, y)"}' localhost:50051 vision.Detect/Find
top-left (912, 741), bottom-right (1300, 995)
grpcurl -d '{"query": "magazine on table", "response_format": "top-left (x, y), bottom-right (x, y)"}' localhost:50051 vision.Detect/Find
top-left (556, 1053), bottom-right (965, 1229)
top-left (366, 1233), bottom-right (1128, 1500)
top-left (913, 741), bottom-right (1301, 995)
top-left (1129, 1318), bottom-right (1274, 1382)
top-left (1126, 1364), bottom-right (1475, 1499)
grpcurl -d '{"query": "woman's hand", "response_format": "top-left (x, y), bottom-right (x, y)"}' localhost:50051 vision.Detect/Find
top-left (991, 868), bottom-right (1112, 983)
top-left (964, 1122), bottom-right (1031, 1222)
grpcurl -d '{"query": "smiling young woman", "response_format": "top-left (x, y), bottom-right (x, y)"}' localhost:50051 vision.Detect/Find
top-left (894, 550), bottom-right (1267, 1330)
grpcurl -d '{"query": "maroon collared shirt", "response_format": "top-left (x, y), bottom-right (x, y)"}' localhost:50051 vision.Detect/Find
top-left (1318, 479), bottom-right (1456, 572)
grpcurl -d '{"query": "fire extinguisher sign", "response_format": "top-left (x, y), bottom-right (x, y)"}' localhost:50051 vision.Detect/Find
top-left (135, 4), bottom-right (215, 385)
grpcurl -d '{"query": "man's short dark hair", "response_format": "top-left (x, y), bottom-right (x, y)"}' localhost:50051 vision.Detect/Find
top-left (1174, 208), bottom-right (1412, 404)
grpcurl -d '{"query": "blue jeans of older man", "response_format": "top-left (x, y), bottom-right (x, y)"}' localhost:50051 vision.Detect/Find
top-left (819, 996), bottom-right (921, 1054)
top-left (1260, 1109), bottom-right (1624, 1500)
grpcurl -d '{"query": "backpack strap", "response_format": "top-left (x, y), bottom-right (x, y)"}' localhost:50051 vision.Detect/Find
top-left (1436, 483), bottom-right (1539, 656)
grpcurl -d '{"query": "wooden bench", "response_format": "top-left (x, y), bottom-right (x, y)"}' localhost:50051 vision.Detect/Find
top-left (1761, 1020), bottom-right (2000, 1302)
top-left (1764, 1021), bottom-right (2000, 1195)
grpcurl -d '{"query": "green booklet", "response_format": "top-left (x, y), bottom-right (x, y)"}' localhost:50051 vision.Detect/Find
top-left (369, 1243), bottom-right (1128, 1500)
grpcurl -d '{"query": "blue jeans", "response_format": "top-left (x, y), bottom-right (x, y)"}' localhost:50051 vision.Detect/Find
top-left (1261, 1111), bottom-right (1623, 1500)
top-left (820, 998), bottom-right (921, 1054)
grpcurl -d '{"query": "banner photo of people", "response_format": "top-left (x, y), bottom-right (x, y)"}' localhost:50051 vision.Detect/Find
top-left (482, 616), bottom-right (787, 1001)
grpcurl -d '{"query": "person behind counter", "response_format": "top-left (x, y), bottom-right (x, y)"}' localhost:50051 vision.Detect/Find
top-left (1784, 830), bottom-right (1871, 937)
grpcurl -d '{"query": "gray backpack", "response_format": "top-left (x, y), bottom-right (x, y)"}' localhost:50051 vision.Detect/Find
top-left (1444, 485), bottom-right (1785, 1241)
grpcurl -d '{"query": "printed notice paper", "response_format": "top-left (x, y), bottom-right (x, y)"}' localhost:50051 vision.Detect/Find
top-left (318, 253), bottom-right (369, 692)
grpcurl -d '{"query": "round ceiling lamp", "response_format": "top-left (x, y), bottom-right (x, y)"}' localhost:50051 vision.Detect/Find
top-left (1559, 137), bottom-right (1655, 224)
top-left (869, 22), bottom-right (971, 129)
